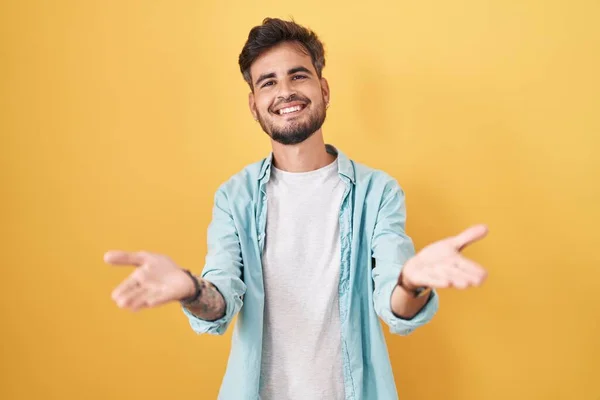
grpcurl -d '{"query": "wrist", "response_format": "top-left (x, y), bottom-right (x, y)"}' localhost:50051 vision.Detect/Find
top-left (398, 274), bottom-right (431, 298)
top-left (398, 258), bottom-right (431, 298)
top-left (180, 269), bottom-right (202, 304)
top-left (398, 258), bottom-right (419, 291)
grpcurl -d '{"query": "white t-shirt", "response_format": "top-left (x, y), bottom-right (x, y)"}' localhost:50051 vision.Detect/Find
top-left (259, 158), bottom-right (346, 400)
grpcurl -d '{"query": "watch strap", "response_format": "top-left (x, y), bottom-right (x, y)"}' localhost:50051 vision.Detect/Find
top-left (397, 271), bottom-right (431, 298)
top-left (180, 269), bottom-right (202, 304)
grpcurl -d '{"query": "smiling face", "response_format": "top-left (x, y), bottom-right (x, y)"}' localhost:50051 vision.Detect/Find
top-left (248, 41), bottom-right (330, 145)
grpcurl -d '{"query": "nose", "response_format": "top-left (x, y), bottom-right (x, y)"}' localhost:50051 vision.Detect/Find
top-left (276, 79), bottom-right (296, 100)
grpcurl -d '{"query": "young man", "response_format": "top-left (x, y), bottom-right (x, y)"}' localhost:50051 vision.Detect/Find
top-left (105, 18), bottom-right (488, 400)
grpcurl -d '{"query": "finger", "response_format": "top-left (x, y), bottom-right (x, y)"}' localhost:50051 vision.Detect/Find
top-left (129, 290), bottom-right (150, 312)
top-left (112, 276), bottom-right (138, 299)
top-left (438, 264), bottom-right (476, 289)
top-left (112, 278), bottom-right (143, 305)
top-left (104, 250), bottom-right (146, 266)
top-left (426, 271), bottom-right (452, 288)
top-left (145, 294), bottom-right (160, 308)
top-left (115, 284), bottom-right (146, 309)
top-left (445, 263), bottom-right (482, 289)
top-left (145, 292), bottom-right (169, 308)
top-left (449, 275), bottom-right (470, 289)
top-left (453, 224), bottom-right (489, 251)
top-left (454, 258), bottom-right (488, 285)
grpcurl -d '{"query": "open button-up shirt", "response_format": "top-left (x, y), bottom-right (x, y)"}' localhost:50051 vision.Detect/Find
top-left (182, 144), bottom-right (439, 399)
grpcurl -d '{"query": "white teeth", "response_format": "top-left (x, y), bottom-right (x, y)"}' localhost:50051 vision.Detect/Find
top-left (278, 105), bottom-right (303, 115)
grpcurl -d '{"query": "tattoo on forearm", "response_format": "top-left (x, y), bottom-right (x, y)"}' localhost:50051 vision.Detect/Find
top-left (184, 278), bottom-right (226, 321)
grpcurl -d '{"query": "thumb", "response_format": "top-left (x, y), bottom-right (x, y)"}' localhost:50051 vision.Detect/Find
top-left (103, 250), bottom-right (145, 266)
top-left (453, 224), bottom-right (489, 251)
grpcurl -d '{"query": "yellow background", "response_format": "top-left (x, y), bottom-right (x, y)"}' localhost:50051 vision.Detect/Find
top-left (2, 1), bottom-right (599, 399)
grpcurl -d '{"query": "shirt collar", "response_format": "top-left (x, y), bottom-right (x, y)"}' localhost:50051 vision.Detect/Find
top-left (258, 143), bottom-right (355, 184)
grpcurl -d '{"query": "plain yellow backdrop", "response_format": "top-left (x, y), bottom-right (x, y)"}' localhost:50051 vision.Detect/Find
top-left (2, 1), bottom-right (599, 399)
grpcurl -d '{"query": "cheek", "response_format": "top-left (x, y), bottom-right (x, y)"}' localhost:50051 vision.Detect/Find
top-left (257, 98), bottom-right (272, 114)
top-left (308, 87), bottom-right (325, 104)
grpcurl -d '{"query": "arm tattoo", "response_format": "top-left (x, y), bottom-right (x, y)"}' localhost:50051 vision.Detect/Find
top-left (183, 278), bottom-right (226, 321)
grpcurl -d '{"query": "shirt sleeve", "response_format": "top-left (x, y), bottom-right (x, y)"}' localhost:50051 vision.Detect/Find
top-left (371, 178), bottom-right (439, 336)
top-left (181, 185), bottom-right (247, 336)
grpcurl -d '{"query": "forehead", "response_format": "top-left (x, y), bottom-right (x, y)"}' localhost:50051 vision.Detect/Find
top-left (249, 41), bottom-right (316, 78)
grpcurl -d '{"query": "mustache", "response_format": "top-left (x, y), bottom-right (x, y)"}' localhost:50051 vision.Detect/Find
top-left (271, 94), bottom-right (311, 111)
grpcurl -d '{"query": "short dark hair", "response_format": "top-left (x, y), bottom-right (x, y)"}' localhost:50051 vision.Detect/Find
top-left (238, 18), bottom-right (326, 90)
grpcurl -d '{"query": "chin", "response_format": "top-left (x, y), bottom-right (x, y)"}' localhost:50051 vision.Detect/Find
top-left (269, 129), bottom-right (316, 145)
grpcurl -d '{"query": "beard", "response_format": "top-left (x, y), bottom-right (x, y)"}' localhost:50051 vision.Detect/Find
top-left (256, 96), bottom-right (327, 145)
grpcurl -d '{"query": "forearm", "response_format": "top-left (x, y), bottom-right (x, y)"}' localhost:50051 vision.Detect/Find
top-left (390, 284), bottom-right (429, 319)
top-left (183, 277), bottom-right (226, 321)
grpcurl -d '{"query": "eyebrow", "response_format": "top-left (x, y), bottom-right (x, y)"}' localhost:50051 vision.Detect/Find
top-left (254, 66), bottom-right (313, 87)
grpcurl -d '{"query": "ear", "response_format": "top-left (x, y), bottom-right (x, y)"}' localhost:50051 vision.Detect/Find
top-left (320, 77), bottom-right (330, 106)
top-left (248, 92), bottom-right (258, 121)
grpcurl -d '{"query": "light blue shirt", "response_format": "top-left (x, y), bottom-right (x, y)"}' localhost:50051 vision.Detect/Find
top-left (182, 144), bottom-right (439, 399)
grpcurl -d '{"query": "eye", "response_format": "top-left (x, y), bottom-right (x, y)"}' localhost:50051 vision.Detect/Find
top-left (261, 81), bottom-right (275, 88)
top-left (292, 75), bottom-right (307, 80)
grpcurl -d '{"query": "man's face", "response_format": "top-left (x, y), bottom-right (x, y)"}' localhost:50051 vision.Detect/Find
top-left (248, 41), bottom-right (330, 145)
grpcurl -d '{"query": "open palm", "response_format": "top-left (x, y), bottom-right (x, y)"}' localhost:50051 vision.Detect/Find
top-left (104, 250), bottom-right (195, 311)
top-left (400, 224), bottom-right (489, 290)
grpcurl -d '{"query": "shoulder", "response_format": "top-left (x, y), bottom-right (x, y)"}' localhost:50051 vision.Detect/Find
top-left (351, 159), bottom-right (404, 196)
top-left (214, 157), bottom-right (267, 200)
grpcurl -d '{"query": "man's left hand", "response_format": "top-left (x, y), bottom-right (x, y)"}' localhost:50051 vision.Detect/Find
top-left (399, 224), bottom-right (489, 291)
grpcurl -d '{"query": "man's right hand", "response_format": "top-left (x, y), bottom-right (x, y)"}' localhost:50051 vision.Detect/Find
top-left (104, 250), bottom-right (196, 312)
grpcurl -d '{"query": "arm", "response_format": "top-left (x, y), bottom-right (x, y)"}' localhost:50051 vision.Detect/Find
top-left (371, 179), bottom-right (489, 335)
top-left (390, 276), bottom-right (431, 319)
top-left (181, 185), bottom-right (246, 335)
top-left (371, 179), bottom-right (439, 336)
top-left (104, 185), bottom-right (246, 335)
top-left (182, 277), bottom-right (227, 321)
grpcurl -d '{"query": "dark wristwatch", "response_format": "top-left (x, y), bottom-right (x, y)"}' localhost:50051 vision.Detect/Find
top-left (180, 269), bottom-right (202, 304)
top-left (398, 272), bottom-right (432, 298)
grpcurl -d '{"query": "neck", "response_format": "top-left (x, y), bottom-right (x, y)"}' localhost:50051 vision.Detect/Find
top-left (270, 130), bottom-right (335, 172)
